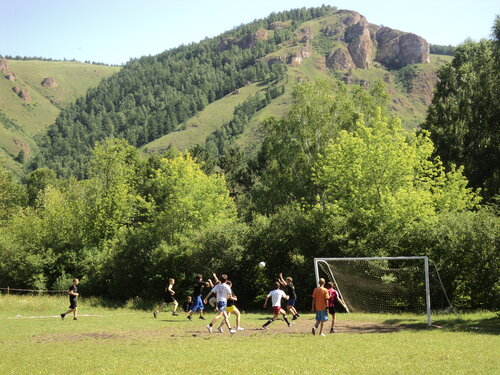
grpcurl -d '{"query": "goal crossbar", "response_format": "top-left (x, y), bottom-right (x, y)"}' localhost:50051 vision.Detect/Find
top-left (314, 256), bottom-right (432, 326)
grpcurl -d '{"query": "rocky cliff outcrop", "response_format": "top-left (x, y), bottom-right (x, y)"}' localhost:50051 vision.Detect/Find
top-left (269, 21), bottom-right (287, 30)
top-left (1, 59), bottom-right (16, 81)
top-left (12, 86), bottom-right (32, 103)
top-left (296, 26), bottom-right (313, 43)
top-left (0, 59), bottom-right (10, 74)
top-left (41, 77), bottom-right (57, 88)
top-left (375, 27), bottom-right (430, 68)
top-left (219, 29), bottom-right (268, 51)
top-left (326, 48), bottom-right (354, 71)
top-left (323, 10), bottom-right (430, 71)
top-left (288, 44), bottom-right (312, 67)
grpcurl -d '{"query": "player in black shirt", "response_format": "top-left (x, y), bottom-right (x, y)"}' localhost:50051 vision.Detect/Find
top-left (60, 278), bottom-right (79, 320)
top-left (279, 273), bottom-right (299, 320)
top-left (187, 274), bottom-right (212, 321)
top-left (153, 278), bottom-right (179, 318)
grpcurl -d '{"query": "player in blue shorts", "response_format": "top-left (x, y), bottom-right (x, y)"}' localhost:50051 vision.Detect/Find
top-left (311, 278), bottom-right (329, 336)
top-left (187, 274), bottom-right (212, 321)
top-left (278, 273), bottom-right (299, 320)
top-left (203, 274), bottom-right (236, 334)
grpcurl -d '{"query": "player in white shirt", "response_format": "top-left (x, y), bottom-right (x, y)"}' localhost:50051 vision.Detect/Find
top-left (203, 274), bottom-right (236, 334)
top-left (261, 282), bottom-right (291, 330)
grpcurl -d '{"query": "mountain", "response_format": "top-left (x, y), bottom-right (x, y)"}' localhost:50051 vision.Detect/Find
top-left (0, 59), bottom-right (119, 174)
top-left (13, 6), bottom-right (453, 178)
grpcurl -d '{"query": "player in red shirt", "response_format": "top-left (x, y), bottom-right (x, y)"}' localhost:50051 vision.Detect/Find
top-left (327, 281), bottom-right (347, 333)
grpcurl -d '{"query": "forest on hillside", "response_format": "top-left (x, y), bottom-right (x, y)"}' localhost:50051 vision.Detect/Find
top-left (32, 6), bottom-right (335, 179)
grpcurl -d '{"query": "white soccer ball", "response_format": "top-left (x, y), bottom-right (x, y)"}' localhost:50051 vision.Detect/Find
top-left (258, 261), bottom-right (266, 268)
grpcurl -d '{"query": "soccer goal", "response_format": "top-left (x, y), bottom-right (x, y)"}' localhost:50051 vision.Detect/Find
top-left (314, 256), bottom-right (456, 327)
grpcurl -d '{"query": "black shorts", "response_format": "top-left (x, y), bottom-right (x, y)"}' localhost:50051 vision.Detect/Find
top-left (328, 306), bottom-right (336, 314)
top-left (163, 294), bottom-right (175, 303)
top-left (69, 300), bottom-right (77, 309)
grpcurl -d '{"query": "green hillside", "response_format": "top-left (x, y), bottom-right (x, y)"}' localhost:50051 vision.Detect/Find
top-left (0, 59), bottom-right (119, 174)
top-left (141, 9), bottom-right (452, 156)
top-left (8, 6), bottom-right (453, 178)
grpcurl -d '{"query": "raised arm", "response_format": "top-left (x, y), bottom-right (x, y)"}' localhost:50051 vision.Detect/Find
top-left (277, 273), bottom-right (286, 286)
top-left (212, 273), bottom-right (219, 284)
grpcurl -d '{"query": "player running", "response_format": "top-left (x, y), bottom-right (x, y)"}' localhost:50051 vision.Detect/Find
top-left (60, 278), bottom-right (79, 320)
top-left (187, 274), bottom-right (212, 321)
top-left (217, 281), bottom-right (244, 332)
top-left (153, 278), bottom-right (179, 318)
top-left (203, 274), bottom-right (236, 334)
top-left (261, 282), bottom-right (291, 330)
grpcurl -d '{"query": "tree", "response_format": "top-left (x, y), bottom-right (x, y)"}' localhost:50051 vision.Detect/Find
top-left (26, 168), bottom-right (57, 206)
top-left (422, 20), bottom-right (500, 200)
top-left (0, 168), bottom-right (25, 223)
top-left (252, 79), bottom-right (389, 213)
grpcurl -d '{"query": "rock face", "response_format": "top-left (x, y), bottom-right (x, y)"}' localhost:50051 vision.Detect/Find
top-left (41, 77), bottom-right (57, 88)
top-left (323, 10), bottom-right (430, 71)
top-left (296, 26), bottom-right (313, 43)
top-left (269, 21), bottom-right (287, 30)
top-left (326, 48), bottom-right (354, 71)
top-left (288, 44), bottom-right (312, 67)
top-left (375, 27), bottom-right (430, 68)
top-left (218, 29), bottom-right (268, 51)
top-left (0, 59), bottom-right (9, 74)
top-left (347, 26), bottom-right (373, 69)
top-left (331, 13), bottom-right (374, 69)
top-left (12, 86), bottom-right (31, 103)
top-left (1, 58), bottom-right (16, 81)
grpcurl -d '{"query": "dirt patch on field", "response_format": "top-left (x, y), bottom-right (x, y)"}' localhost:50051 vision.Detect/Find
top-left (186, 318), bottom-right (414, 338)
top-left (31, 318), bottom-right (418, 343)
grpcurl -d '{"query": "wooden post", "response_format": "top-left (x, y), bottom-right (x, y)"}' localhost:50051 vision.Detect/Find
top-left (7, 286), bottom-right (9, 295)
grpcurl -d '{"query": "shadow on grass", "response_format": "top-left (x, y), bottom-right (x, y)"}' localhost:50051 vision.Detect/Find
top-left (382, 315), bottom-right (500, 335)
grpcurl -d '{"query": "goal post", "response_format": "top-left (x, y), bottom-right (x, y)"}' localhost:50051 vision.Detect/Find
top-left (314, 256), bottom-right (433, 326)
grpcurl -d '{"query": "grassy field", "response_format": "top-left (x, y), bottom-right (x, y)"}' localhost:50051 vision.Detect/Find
top-left (0, 294), bottom-right (498, 375)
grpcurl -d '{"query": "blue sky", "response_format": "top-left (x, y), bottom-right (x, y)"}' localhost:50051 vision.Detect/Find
top-left (3, 0), bottom-right (498, 65)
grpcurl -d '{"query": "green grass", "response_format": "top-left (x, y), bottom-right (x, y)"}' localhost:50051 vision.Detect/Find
top-left (143, 83), bottom-right (267, 153)
top-left (0, 294), bottom-right (498, 375)
top-left (0, 59), bottom-right (119, 174)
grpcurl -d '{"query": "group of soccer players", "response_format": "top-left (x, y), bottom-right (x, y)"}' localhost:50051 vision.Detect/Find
top-left (150, 271), bottom-right (347, 335)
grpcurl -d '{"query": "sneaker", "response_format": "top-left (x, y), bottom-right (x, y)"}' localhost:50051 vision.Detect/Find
top-left (153, 312), bottom-right (157, 319)
top-left (292, 315), bottom-right (298, 320)
top-left (330, 328), bottom-right (336, 333)
top-left (172, 312), bottom-right (179, 316)
top-left (217, 326), bottom-right (224, 333)
top-left (287, 322), bottom-right (292, 327)
top-left (187, 315), bottom-right (192, 321)
top-left (319, 333), bottom-right (326, 336)
top-left (199, 316), bottom-right (206, 320)
top-left (60, 314), bottom-right (65, 320)
top-left (296, 314), bottom-right (300, 318)
top-left (229, 329), bottom-right (236, 334)
top-left (236, 327), bottom-right (245, 331)
top-left (261, 326), bottom-right (269, 330)
top-left (207, 324), bottom-right (213, 334)
top-left (73, 318), bottom-right (78, 321)
top-left (312, 326), bottom-right (316, 335)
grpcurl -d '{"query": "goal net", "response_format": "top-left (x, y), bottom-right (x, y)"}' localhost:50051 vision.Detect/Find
top-left (314, 256), bottom-right (454, 326)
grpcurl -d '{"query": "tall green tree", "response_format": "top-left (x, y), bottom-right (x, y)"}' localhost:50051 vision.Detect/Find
top-left (422, 18), bottom-right (500, 199)
top-left (252, 80), bottom-right (388, 213)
